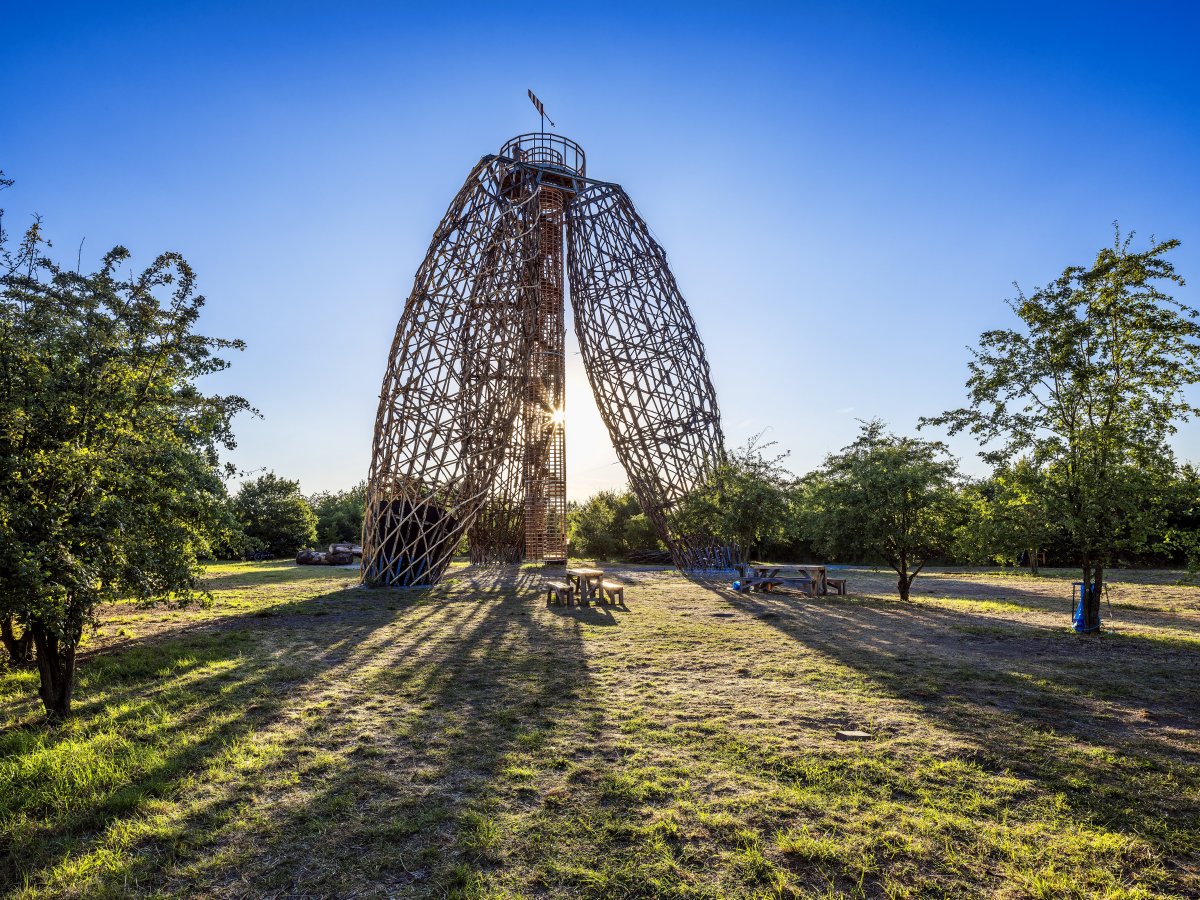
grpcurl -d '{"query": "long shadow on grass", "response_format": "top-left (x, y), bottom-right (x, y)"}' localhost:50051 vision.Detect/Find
top-left (0, 584), bottom-right (399, 895)
top-left (145, 566), bottom-right (600, 897)
top-left (709, 579), bottom-right (1198, 711)
top-left (73, 568), bottom-right (372, 665)
top-left (840, 567), bottom-right (1088, 608)
top-left (844, 566), bottom-right (1200, 632)
top-left (692, 576), bottom-right (1200, 888)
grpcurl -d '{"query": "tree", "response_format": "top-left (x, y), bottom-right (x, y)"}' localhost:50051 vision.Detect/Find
top-left (569, 490), bottom-right (627, 560)
top-left (1159, 464), bottom-right (1200, 570)
top-left (955, 460), bottom-right (1056, 573)
top-left (0, 170), bottom-right (33, 670)
top-left (675, 434), bottom-right (792, 563)
top-left (802, 420), bottom-right (963, 600)
top-left (0, 190), bottom-right (251, 715)
top-left (234, 473), bottom-right (317, 558)
top-left (309, 481), bottom-right (367, 546)
top-left (200, 482), bottom-right (252, 561)
top-left (924, 230), bottom-right (1198, 631)
top-left (568, 489), bottom-right (663, 560)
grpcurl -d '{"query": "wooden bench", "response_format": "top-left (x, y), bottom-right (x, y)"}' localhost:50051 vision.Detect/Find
top-left (826, 578), bottom-right (847, 595)
top-left (546, 583), bottom-right (576, 606)
top-left (741, 575), bottom-right (813, 595)
top-left (738, 576), bottom-right (776, 593)
top-left (772, 576), bottom-right (815, 596)
top-left (599, 580), bottom-right (625, 605)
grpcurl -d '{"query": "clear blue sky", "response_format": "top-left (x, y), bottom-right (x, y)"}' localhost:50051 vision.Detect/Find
top-left (4, 1), bottom-right (1199, 498)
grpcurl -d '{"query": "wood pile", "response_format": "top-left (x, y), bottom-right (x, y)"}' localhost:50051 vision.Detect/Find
top-left (296, 543), bottom-right (363, 566)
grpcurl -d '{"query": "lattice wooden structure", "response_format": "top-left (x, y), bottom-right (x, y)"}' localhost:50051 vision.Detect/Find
top-left (364, 133), bottom-right (729, 586)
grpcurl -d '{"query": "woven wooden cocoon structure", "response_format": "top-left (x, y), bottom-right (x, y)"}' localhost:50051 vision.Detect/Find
top-left (364, 134), bottom-right (730, 586)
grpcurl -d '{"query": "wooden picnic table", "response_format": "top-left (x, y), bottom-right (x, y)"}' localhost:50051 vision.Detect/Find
top-left (745, 565), bottom-right (828, 595)
top-left (566, 567), bottom-right (605, 601)
top-left (791, 565), bottom-right (827, 595)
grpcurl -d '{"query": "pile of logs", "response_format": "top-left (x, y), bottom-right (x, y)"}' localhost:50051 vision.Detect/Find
top-left (623, 548), bottom-right (673, 564)
top-left (296, 543), bottom-right (362, 566)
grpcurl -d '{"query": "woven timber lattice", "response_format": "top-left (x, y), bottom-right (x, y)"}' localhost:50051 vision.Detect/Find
top-left (363, 157), bottom-right (538, 586)
top-left (566, 183), bottom-right (731, 569)
top-left (364, 135), bottom-right (730, 586)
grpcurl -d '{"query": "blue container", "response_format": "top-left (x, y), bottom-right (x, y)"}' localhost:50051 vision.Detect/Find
top-left (732, 580), bottom-right (742, 592)
top-left (1072, 582), bottom-right (1100, 633)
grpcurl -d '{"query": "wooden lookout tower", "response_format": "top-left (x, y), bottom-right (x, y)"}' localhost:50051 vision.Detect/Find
top-left (363, 133), bottom-right (729, 587)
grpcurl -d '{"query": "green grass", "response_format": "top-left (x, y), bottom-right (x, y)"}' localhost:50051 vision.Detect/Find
top-left (1, 561), bottom-right (1197, 897)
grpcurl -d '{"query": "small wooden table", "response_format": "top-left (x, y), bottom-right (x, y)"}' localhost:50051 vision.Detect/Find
top-left (566, 567), bottom-right (604, 602)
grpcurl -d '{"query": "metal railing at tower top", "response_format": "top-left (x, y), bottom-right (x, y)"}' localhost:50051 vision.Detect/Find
top-left (499, 133), bottom-right (586, 178)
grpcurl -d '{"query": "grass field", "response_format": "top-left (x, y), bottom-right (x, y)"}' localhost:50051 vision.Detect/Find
top-left (1, 561), bottom-right (1198, 898)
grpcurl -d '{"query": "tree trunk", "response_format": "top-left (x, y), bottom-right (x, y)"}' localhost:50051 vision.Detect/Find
top-left (2, 616), bottom-right (34, 666)
top-left (896, 557), bottom-right (912, 601)
top-left (1077, 559), bottom-right (1103, 634)
top-left (1086, 566), bottom-right (1104, 632)
top-left (1028, 548), bottom-right (1039, 575)
top-left (31, 620), bottom-right (76, 718)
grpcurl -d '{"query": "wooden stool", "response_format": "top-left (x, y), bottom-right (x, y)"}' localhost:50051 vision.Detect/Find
top-left (826, 578), bottom-right (847, 595)
top-left (600, 580), bottom-right (625, 605)
top-left (546, 584), bottom-right (575, 606)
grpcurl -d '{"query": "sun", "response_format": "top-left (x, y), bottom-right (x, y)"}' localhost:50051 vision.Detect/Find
top-left (549, 407), bottom-right (566, 426)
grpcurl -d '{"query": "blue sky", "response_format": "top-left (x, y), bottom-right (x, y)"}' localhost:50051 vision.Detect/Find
top-left (4, 1), bottom-right (1199, 498)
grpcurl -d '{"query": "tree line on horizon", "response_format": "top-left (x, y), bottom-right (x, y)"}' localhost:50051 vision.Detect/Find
top-left (573, 429), bottom-right (1200, 591)
top-left (3, 160), bottom-right (1198, 717)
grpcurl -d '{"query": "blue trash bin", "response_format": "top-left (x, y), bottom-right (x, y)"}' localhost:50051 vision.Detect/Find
top-left (1072, 582), bottom-right (1100, 633)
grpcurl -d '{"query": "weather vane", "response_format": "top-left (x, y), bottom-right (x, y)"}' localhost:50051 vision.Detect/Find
top-left (527, 89), bottom-right (555, 132)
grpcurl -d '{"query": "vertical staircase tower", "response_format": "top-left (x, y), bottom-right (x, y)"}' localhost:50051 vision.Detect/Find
top-left (520, 182), bottom-right (568, 562)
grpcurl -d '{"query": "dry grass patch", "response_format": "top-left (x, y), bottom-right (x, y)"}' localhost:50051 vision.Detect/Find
top-left (1, 561), bottom-right (1196, 897)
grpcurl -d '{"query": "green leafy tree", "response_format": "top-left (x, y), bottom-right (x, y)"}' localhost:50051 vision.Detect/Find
top-left (0, 193), bottom-right (251, 715)
top-left (802, 420), bottom-right (963, 600)
top-left (924, 230), bottom-right (1198, 630)
top-left (676, 435), bottom-right (792, 563)
top-left (569, 491), bottom-right (626, 560)
top-left (954, 480), bottom-right (999, 566)
top-left (568, 489), bottom-right (662, 560)
top-left (1159, 464), bottom-right (1200, 570)
top-left (203, 485), bottom-right (252, 561)
top-left (955, 460), bottom-right (1056, 572)
top-left (0, 171), bottom-right (29, 669)
top-left (309, 481), bottom-right (367, 546)
top-left (623, 511), bottom-right (660, 551)
top-left (234, 473), bottom-right (318, 558)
